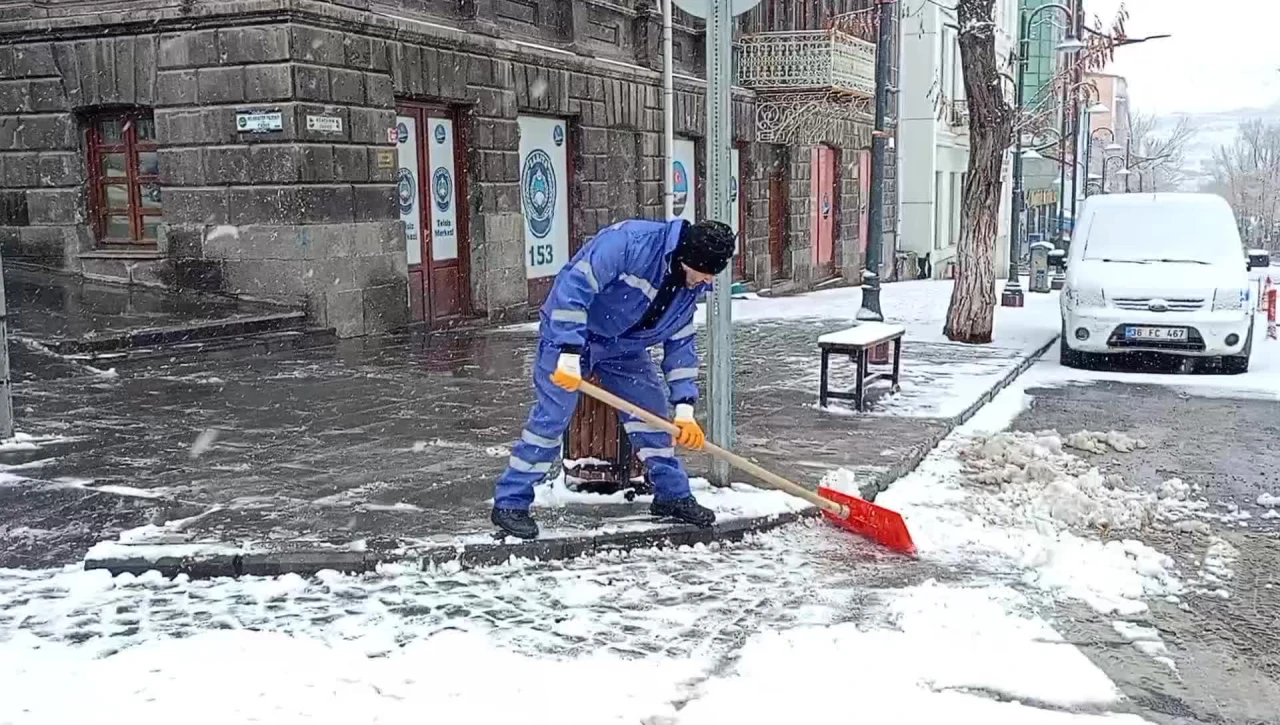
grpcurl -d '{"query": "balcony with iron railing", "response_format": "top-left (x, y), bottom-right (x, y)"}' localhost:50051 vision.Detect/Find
top-left (735, 29), bottom-right (875, 97)
top-left (948, 99), bottom-right (970, 129)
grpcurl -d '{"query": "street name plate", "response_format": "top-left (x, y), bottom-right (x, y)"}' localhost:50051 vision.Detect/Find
top-left (236, 111), bottom-right (283, 133)
top-left (306, 115), bottom-right (343, 133)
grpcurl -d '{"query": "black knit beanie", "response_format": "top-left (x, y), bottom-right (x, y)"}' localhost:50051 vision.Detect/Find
top-left (676, 220), bottom-right (736, 275)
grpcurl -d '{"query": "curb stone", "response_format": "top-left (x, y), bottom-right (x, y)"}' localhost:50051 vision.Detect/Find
top-left (83, 510), bottom-right (820, 579)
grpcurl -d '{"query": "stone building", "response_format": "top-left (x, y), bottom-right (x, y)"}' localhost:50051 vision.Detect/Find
top-left (0, 0), bottom-right (897, 336)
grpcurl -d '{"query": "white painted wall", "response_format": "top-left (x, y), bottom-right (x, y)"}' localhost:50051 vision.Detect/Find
top-left (897, 0), bottom-right (1017, 278)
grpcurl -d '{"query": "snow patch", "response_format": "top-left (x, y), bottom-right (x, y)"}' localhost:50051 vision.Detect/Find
top-left (529, 473), bottom-right (814, 521)
top-left (878, 430), bottom-right (1185, 618)
top-left (678, 580), bottom-right (1148, 724)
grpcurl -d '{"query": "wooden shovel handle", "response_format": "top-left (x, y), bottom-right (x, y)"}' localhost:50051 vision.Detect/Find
top-left (576, 380), bottom-right (848, 518)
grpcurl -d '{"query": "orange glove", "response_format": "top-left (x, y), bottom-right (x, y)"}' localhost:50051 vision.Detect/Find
top-left (550, 352), bottom-right (582, 391)
top-left (673, 403), bottom-right (705, 450)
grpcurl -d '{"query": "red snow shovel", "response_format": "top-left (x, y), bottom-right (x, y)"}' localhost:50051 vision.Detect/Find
top-left (576, 381), bottom-right (916, 556)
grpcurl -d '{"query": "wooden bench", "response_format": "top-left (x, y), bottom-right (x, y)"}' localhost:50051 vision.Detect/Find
top-left (817, 322), bottom-right (906, 411)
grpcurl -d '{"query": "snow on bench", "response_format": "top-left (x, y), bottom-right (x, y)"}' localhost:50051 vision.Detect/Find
top-left (817, 322), bottom-right (906, 349)
top-left (817, 322), bottom-right (905, 411)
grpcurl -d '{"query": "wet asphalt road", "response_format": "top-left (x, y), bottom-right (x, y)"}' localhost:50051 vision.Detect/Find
top-left (1011, 355), bottom-right (1280, 725)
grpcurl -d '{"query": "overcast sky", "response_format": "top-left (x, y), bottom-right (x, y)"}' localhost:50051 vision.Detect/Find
top-left (1082, 0), bottom-right (1279, 116)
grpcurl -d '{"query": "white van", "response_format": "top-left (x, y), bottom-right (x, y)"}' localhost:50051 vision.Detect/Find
top-left (1059, 193), bottom-right (1254, 373)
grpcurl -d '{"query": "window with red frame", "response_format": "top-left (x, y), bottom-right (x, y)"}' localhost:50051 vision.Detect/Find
top-left (86, 111), bottom-right (162, 245)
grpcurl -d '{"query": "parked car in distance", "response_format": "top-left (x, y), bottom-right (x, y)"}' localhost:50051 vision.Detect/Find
top-left (1060, 193), bottom-right (1254, 373)
top-left (1247, 248), bottom-right (1270, 271)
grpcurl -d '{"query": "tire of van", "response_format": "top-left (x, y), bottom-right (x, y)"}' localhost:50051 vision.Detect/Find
top-left (1222, 323), bottom-right (1253, 375)
top-left (1059, 325), bottom-right (1086, 369)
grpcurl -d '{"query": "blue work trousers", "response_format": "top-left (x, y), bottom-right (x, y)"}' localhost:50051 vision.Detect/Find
top-left (493, 341), bottom-right (692, 510)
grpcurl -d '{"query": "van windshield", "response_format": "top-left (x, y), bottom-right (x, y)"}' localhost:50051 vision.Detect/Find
top-left (1081, 202), bottom-right (1241, 265)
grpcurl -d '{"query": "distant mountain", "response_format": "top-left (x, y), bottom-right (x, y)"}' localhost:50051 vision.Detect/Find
top-left (1154, 103), bottom-right (1280, 189)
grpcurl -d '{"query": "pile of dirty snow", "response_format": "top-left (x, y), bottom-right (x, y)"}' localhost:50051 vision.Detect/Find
top-left (959, 431), bottom-right (1158, 533)
top-left (958, 430), bottom-right (1247, 537)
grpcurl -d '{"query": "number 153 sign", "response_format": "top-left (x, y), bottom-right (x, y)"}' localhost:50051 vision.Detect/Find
top-left (518, 116), bottom-right (570, 280)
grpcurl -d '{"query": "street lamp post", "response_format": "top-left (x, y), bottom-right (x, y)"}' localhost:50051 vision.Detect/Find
top-left (1069, 85), bottom-right (1105, 227)
top-left (1100, 155), bottom-right (1128, 194)
top-left (1004, 2), bottom-right (1083, 308)
top-left (1083, 126), bottom-right (1122, 197)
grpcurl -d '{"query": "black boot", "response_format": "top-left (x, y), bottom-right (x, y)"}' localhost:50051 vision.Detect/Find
top-left (491, 508), bottom-right (539, 539)
top-left (650, 496), bottom-right (716, 528)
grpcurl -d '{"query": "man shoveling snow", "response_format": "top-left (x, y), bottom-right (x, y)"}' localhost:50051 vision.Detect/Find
top-left (490, 218), bottom-right (737, 539)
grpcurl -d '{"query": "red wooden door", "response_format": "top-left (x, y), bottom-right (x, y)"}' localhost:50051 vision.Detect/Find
top-left (811, 145), bottom-right (836, 278)
top-left (858, 148), bottom-right (871, 258)
top-left (396, 104), bottom-right (470, 326)
top-left (768, 159), bottom-right (787, 277)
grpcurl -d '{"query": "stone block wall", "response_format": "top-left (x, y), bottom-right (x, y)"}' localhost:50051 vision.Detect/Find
top-left (156, 23), bottom-right (406, 337)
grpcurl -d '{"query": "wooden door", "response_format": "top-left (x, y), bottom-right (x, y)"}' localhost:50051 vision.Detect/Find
top-left (811, 145), bottom-right (836, 279)
top-left (731, 145), bottom-right (747, 281)
top-left (768, 151), bottom-right (787, 278)
top-left (395, 104), bottom-right (470, 325)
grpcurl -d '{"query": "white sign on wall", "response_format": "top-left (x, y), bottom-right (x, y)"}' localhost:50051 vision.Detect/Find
top-left (518, 116), bottom-right (570, 279)
top-left (672, 138), bottom-right (697, 223)
top-left (395, 115), bottom-right (422, 266)
top-left (427, 119), bottom-right (459, 262)
top-left (236, 110), bottom-right (283, 133)
top-left (729, 147), bottom-right (741, 255)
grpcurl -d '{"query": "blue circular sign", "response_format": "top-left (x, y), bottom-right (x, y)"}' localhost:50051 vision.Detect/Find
top-left (672, 160), bottom-right (689, 217)
top-left (396, 122), bottom-right (409, 144)
top-left (432, 167), bottom-right (452, 213)
top-left (821, 192), bottom-right (831, 218)
top-left (522, 149), bottom-right (557, 240)
top-left (434, 123), bottom-right (447, 144)
top-left (729, 176), bottom-right (738, 204)
top-left (553, 124), bottom-right (565, 147)
top-left (397, 168), bottom-right (415, 214)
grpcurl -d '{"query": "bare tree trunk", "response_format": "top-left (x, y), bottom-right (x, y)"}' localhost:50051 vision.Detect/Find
top-left (944, 0), bottom-right (1013, 344)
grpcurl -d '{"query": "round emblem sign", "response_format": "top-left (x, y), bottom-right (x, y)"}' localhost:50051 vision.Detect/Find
top-left (553, 124), bottom-right (565, 147)
top-left (821, 192), bottom-right (831, 218)
top-left (522, 149), bottom-right (557, 240)
top-left (396, 122), bottom-right (409, 144)
top-left (432, 167), bottom-right (452, 213)
top-left (397, 168), bottom-right (415, 214)
top-left (729, 176), bottom-right (738, 204)
top-left (434, 124), bottom-right (447, 144)
top-left (672, 160), bottom-right (689, 217)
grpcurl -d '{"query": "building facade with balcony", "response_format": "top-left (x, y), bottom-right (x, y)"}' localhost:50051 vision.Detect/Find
top-left (0, 0), bottom-right (896, 337)
top-left (1084, 71), bottom-right (1129, 194)
top-left (898, 0), bottom-right (1015, 279)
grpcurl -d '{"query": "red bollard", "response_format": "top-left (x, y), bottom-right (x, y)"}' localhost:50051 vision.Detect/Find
top-left (1267, 282), bottom-right (1276, 340)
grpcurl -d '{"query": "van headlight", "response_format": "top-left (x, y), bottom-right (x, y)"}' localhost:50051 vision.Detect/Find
top-left (1212, 288), bottom-right (1248, 311)
top-left (1065, 286), bottom-right (1106, 309)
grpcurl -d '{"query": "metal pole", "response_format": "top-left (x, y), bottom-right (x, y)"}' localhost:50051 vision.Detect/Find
top-left (857, 0), bottom-right (895, 322)
top-left (705, 0), bottom-right (733, 486)
top-left (1002, 10), bottom-right (1029, 307)
top-left (1100, 157), bottom-right (1107, 194)
top-left (1124, 138), bottom-right (1131, 192)
top-left (0, 252), bottom-right (12, 440)
top-left (1067, 1), bottom-right (1082, 228)
top-left (1056, 78), bottom-right (1068, 241)
top-left (1082, 131), bottom-right (1092, 198)
top-left (663, 0), bottom-right (675, 219)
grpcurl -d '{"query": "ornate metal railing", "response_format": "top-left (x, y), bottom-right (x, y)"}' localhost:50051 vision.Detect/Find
top-left (736, 29), bottom-right (875, 97)
top-left (948, 99), bottom-right (970, 129)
